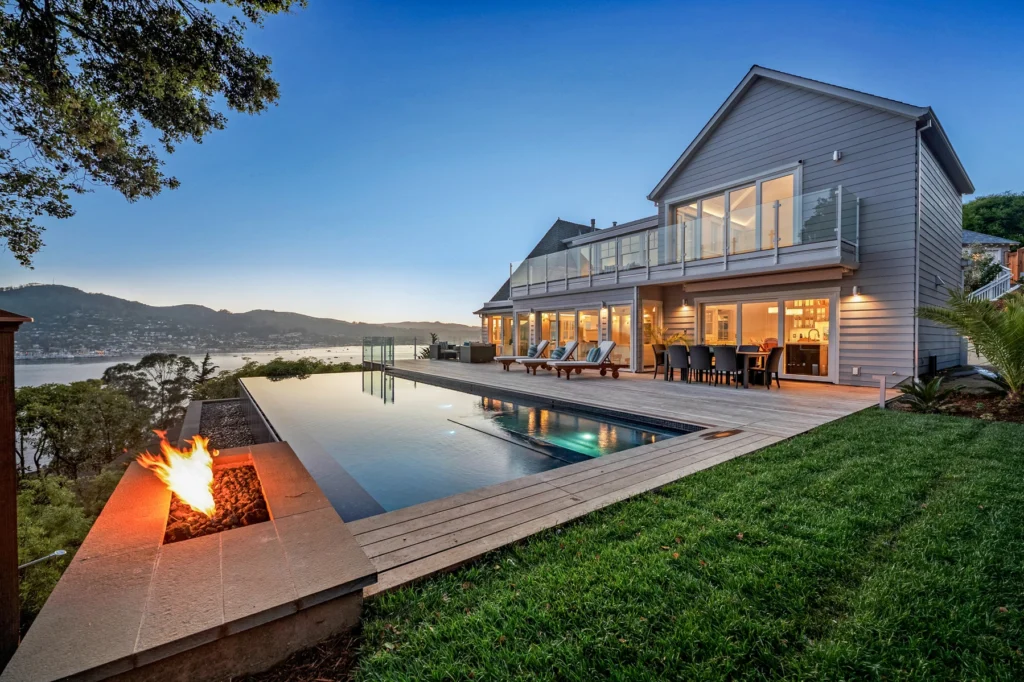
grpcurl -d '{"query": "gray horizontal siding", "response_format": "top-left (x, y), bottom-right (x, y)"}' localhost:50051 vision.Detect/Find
top-left (916, 140), bottom-right (964, 372)
top-left (658, 77), bottom-right (920, 387)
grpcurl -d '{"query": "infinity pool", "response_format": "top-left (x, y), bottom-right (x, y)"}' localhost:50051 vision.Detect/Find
top-left (241, 372), bottom-right (692, 521)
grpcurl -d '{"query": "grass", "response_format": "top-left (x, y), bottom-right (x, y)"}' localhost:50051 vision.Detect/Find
top-left (348, 410), bottom-right (1024, 681)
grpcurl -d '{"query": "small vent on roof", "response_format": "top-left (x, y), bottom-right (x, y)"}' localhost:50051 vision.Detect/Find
top-left (612, 221), bottom-right (617, 227)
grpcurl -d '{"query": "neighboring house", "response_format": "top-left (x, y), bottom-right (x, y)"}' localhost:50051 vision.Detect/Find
top-left (475, 66), bottom-right (974, 387)
top-left (961, 229), bottom-right (1019, 265)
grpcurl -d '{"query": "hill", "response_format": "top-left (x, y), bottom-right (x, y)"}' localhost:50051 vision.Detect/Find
top-left (0, 285), bottom-right (478, 358)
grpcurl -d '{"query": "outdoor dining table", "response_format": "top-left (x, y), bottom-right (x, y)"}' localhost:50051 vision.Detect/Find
top-left (736, 350), bottom-right (770, 388)
top-left (664, 347), bottom-right (770, 388)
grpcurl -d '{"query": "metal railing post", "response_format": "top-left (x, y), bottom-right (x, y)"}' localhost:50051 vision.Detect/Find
top-left (773, 200), bottom-right (780, 264)
top-left (723, 211), bottom-right (729, 271)
top-left (835, 185), bottom-right (843, 253)
top-left (855, 196), bottom-right (861, 262)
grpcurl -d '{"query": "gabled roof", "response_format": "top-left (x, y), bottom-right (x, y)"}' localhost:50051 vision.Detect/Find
top-left (485, 218), bottom-right (597, 304)
top-left (962, 229), bottom-right (1019, 246)
top-left (648, 65), bottom-right (974, 200)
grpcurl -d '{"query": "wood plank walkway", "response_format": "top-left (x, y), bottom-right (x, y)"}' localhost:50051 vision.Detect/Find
top-left (351, 361), bottom-right (892, 595)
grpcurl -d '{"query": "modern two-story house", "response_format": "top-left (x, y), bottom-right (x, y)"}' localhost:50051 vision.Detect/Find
top-left (475, 66), bottom-right (974, 387)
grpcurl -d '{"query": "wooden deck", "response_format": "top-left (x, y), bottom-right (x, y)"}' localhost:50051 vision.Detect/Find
top-left (351, 361), bottom-right (892, 595)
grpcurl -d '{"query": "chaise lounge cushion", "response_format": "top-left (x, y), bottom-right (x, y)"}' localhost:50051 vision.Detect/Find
top-left (586, 347), bottom-right (601, 363)
top-left (527, 343), bottom-right (538, 358)
top-left (550, 346), bottom-right (566, 360)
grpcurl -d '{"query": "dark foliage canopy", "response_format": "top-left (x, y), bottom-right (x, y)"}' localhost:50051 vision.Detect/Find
top-left (0, 0), bottom-right (305, 266)
top-left (963, 192), bottom-right (1024, 245)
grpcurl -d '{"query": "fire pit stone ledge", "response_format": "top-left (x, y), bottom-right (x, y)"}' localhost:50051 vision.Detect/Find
top-left (0, 442), bottom-right (377, 682)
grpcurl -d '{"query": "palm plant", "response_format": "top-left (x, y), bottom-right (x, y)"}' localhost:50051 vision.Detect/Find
top-left (897, 376), bottom-right (951, 413)
top-left (418, 333), bottom-right (439, 359)
top-left (918, 289), bottom-right (1024, 403)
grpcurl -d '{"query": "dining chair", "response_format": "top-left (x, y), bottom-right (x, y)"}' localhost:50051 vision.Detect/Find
top-left (651, 343), bottom-right (667, 380)
top-left (666, 345), bottom-right (689, 383)
top-left (712, 346), bottom-right (742, 387)
top-left (689, 345), bottom-right (712, 384)
top-left (752, 346), bottom-right (785, 389)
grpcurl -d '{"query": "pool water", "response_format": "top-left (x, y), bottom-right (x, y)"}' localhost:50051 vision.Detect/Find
top-left (241, 372), bottom-right (688, 521)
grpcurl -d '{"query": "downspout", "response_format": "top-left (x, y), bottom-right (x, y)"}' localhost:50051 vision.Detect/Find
top-left (914, 119), bottom-right (933, 379)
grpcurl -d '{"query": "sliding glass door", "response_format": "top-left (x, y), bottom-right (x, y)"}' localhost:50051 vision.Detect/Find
top-left (609, 305), bottom-right (632, 366)
top-left (782, 299), bottom-right (830, 378)
top-left (698, 293), bottom-right (836, 382)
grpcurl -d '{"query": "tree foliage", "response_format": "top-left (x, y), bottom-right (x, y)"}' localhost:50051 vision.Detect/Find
top-left (962, 192), bottom-right (1024, 244)
top-left (0, 0), bottom-right (306, 266)
top-left (102, 352), bottom-right (198, 428)
top-left (15, 380), bottom-right (150, 478)
top-left (919, 289), bottom-right (1024, 403)
top-left (17, 476), bottom-right (92, 630)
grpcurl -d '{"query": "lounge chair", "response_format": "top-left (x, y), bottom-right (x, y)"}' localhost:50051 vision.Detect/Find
top-left (549, 340), bottom-right (623, 380)
top-left (517, 341), bottom-right (578, 375)
top-left (495, 339), bottom-right (549, 371)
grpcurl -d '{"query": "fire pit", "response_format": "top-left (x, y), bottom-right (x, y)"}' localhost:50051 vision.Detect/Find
top-left (1, 439), bottom-right (377, 682)
top-left (136, 433), bottom-right (271, 543)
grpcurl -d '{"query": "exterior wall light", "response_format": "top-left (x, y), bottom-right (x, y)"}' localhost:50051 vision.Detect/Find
top-left (852, 286), bottom-right (862, 297)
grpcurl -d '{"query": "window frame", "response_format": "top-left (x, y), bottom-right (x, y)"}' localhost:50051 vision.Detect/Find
top-left (664, 163), bottom-right (802, 261)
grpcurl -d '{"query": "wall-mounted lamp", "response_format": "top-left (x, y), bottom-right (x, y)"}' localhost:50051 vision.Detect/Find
top-left (832, 150), bottom-right (843, 162)
top-left (852, 286), bottom-right (862, 297)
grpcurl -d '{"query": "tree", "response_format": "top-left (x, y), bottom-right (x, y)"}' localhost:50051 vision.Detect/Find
top-left (197, 352), bottom-right (219, 384)
top-left (963, 244), bottom-right (1004, 292)
top-left (918, 289), bottom-right (1024, 404)
top-left (102, 353), bottom-right (197, 428)
top-left (15, 381), bottom-right (149, 479)
top-left (963, 192), bottom-right (1024, 244)
top-left (0, 0), bottom-right (306, 266)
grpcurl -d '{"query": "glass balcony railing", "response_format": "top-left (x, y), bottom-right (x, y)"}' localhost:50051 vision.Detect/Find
top-left (508, 185), bottom-right (859, 292)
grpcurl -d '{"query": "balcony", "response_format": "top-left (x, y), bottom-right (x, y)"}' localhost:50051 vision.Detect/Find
top-left (509, 186), bottom-right (859, 299)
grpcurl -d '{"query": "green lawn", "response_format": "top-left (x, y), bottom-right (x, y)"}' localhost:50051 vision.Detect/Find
top-left (353, 410), bottom-right (1024, 681)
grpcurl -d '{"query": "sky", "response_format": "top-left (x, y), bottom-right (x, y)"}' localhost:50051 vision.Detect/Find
top-left (4, 0), bottom-right (1024, 325)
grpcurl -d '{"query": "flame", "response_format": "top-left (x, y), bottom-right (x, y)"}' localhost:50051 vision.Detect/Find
top-left (137, 431), bottom-right (217, 517)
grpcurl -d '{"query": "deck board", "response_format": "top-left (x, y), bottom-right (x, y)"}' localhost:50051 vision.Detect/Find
top-left (356, 360), bottom-right (892, 596)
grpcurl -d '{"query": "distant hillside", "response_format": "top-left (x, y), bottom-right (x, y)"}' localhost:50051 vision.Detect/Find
top-left (0, 285), bottom-right (479, 357)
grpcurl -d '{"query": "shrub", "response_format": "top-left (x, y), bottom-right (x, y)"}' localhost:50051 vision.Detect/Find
top-left (919, 290), bottom-right (1024, 404)
top-left (897, 376), bottom-right (951, 413)
top-left (17, 477), bottom-right (92, 631)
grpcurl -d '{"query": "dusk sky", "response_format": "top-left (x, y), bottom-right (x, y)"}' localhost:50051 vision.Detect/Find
top-left (5, 0), bottom-right (1024, 325)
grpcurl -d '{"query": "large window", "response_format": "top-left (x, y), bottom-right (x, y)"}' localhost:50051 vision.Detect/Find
top-left (741, 302), bottom-right (779, 349)
top-left (697, 294), bottom-right (835, 382)
top-left (578, 309), bottom-right (600, 355)
top-left (598, 241), bottom-right (617, 274)
top-left (517, 314), bottom-right (530, 355)
top-left (703, 304), bottom-right (736, 345)
top-left (619, 234), bottom-right (645, 270)
top-left (762, 174), bottom-right (796, 249)
top-left (609, 305), bottom-right (632, 366)
top-left (641, 301), bottom-right (663, 369)
top-left (676, 202), bottom-right (699, 262)
top-left (783, 299), bottom-right (830, 376)
top-left (567, 245), bottom-right (591, 278)
top-left (669, 171), bottom-right (798, 260)
top-left (700, 194), bottom-right (726, 259)
top-left (501, 315), bottom-right (513, 355)
top-left (539, 311), bottom-right (557, 347)
top-left (729, 184), bottom-right (757, 254)
top-left (557, 312), bottom-right (576, 349)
